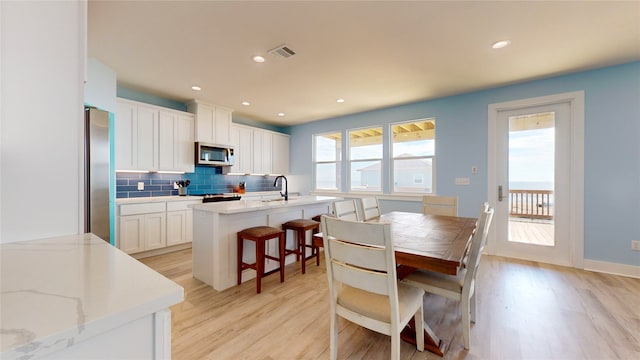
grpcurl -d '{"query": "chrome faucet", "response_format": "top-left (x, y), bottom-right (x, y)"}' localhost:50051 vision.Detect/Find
top-left (273, 175), bottom-right (288, 201)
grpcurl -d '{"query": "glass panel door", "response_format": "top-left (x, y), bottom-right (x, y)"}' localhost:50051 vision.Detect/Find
top-left (508, 112), bottom-right (555, 246)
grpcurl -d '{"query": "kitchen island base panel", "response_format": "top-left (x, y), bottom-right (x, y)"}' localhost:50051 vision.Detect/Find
top-left (191, 197), bottom-right (335, 291)
top-left (41, 310), bottom-right (170, 360)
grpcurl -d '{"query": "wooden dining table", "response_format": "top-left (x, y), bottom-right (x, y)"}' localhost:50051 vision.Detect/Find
top-left (312, 211), bottom-right (477, 356)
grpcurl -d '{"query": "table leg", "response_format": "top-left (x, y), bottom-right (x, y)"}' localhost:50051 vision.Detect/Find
top-left (400, 318), bottom-right (446, 357)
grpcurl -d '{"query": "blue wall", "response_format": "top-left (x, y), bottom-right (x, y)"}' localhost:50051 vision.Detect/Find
top-left (289, 62), bottom-right (640, 267)
top-left (117, 87), bottom-right (188, 111)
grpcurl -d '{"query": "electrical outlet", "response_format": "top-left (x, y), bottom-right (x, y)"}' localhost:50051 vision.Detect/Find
top-left (173, 182), bottom-right (179, 190)
top-left (632, 240), bottom-right (640, 251)
top-left (455, 177), bottom-right (470, 185)
top-left (137, 182), bottom-right (144, 191)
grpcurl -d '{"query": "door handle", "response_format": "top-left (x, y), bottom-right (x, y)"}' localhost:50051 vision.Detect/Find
top-left (498, 185), bottom-right (504, 202)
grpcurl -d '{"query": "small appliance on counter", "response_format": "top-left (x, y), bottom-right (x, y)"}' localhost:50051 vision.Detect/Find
top-left (200, 193), bottom-right (242, 203)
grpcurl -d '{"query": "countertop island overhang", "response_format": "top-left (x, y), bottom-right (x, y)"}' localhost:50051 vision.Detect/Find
top-left (0, 234), bottom-right (183, 359)
top-left (190, 196), bottom-right (338, 291)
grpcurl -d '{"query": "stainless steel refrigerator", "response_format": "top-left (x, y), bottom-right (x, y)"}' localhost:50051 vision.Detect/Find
top-left (84, 107), bottom-right (110, 243)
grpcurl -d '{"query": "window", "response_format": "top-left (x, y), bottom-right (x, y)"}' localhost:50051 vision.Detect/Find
top-left (349, 126), bottom-right (382, 192)
top-left (391, 119), bottom-right (435, 193)
top-left (313, 132), bottom-right (342, 190)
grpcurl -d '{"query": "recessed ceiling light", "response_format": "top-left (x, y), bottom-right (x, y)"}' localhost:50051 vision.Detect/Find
top-left (492, 40), bottom-right (511, 49)
top-left (241, 101), bottom-right (250, 106)
top-left (336, 98), bottom-right (345, 103)
top-left (277, 112), bottom-right (285, 117)
top-left (253, 55), bottom-right (265, 63)
top-left (191, 86), bottom-right (201, 91)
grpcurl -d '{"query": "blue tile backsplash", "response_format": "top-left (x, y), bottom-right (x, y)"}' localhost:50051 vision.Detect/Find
top-left (116, 166), bottom-right (280, 198)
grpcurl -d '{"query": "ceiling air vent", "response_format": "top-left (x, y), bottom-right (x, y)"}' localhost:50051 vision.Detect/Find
top-left (268, 44), bottom-right (296, 58)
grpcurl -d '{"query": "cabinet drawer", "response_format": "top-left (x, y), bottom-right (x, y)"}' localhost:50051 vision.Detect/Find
top-left (167, 200), bottom-right (201, 211)
top-left (120, 202), bottom-right (166, 216)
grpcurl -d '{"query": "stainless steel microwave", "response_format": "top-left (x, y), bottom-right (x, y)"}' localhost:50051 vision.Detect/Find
top-left (195, 142), bottom-right (234, 166)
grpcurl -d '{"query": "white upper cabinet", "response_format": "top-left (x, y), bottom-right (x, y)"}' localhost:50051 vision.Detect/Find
top-left (115, 101), bottom-right (137, 170)
top-left (136, 105), bottom-right (159, 171)
top-left (230, 124), bottom-right (289, 175)
top-left (187, 100), bottom-right (232, 146)
top-left (116, 98), bottom-right (194, 173)
top-left (159, 110), bottom-right (195, 173)
top-left (115, 100), bottom-right (158, 171)
top-left (230, 124), bottom-right (253, 174)
top-left (272, 132), bottom-right (290, 175)
top-left (253, 130), bottom-right (272, 175)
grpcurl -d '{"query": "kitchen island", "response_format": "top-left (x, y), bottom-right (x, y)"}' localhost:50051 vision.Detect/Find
top-left (190, 196), bottom-right (337, 291)
top-left (0, 234), bottom-right (183, 359)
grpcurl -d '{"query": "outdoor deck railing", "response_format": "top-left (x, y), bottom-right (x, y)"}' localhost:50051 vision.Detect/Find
top-left (509, 189), bottom-right (553, 220)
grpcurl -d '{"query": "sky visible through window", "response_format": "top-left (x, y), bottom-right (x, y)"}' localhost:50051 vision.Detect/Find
top-left (509, 127), bottom-right (555, 190)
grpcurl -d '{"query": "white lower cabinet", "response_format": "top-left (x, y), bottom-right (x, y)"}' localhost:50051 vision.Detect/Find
top-left (143, 212), bottom-right (167, 250)
top-left (118, 199), bottom-right (200, 255)
top-left (119, 210), bottom-right (166, 254)
top-left (166, 200), bottom-right (198, 246)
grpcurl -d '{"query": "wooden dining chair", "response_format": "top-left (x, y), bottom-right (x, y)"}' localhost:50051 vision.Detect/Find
top-left (422, 195), bottom-right (458, 216)
top-left (332, 199), bottom-right (360, 221)
top-left (462, 202), bottom-right (491, 268)
top-left (361, 196), bottom-right (381, 221)
top-left (321, 215), bottom-right (425, 360)
top-left (401, 205), bottom-right (494, 350)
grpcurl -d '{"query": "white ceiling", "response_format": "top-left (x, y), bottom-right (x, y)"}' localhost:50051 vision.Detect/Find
top-left (88, 1), bottom-right (640, 126)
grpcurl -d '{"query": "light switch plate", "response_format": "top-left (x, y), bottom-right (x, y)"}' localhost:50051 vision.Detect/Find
top-left (137, 182), bottom-right (144, 191)
top-left (632, 240), bottom-right (640, 251)
top-left (455, 177), bottom-right (470, 185)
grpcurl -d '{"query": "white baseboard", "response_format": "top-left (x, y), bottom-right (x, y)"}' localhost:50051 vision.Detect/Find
top-left (583, 259), bottom-right (640, 279)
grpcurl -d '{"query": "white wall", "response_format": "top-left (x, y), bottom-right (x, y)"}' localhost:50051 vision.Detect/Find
top-left (0, 1), bottom-right (86, 243)
top-left (85, 58), bottom-right (117, 113)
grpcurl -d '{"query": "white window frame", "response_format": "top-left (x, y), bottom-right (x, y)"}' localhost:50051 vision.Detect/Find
top-left (347, 125), bottom-right (383, 193)
top-left (390, 118), bottom-right (436, 194)
top-left (313, 131), bottom-right (342, 192)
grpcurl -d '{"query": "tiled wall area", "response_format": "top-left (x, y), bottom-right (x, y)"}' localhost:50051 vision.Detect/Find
top-left (116, 166), bottom-right (280, 198)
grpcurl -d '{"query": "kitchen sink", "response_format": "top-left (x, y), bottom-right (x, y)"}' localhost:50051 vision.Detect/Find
top-left (260, 198), bottom-right (284, 202)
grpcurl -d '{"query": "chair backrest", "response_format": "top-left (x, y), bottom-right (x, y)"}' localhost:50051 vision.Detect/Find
top-left (361, 197), bottom-right (381, 221)
top-left (422, 196), bottom-right (458, 216)
top-left (462, 206), bottom-right (494, 297)
top-left (332, 199), bottom-right (360, 221)
top-left (320, 215), bottom-right (400, 324)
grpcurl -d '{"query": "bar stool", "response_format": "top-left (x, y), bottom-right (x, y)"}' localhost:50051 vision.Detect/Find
top-left (281, 219), bottom-right (320, 274)
top-left (237, 226), bottom-right (285, 294)
top-left (311, 214), bottom-right (332, 266)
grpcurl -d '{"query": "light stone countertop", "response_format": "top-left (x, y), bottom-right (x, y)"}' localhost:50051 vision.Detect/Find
top-left (189, 195), bottom-right (339, 215)
top-left (0, 233), bottom-right (184, 359)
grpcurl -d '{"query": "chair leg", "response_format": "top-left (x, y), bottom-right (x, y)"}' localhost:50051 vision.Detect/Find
top-left (391, 332), bottom-right (401, 360)
top-left (461, 296), bottom-right (471, 350)
top-left (330, 312), bottom-right (338, 360)
top-left (414, 305), bottom-right (425, 352)
top-left (256, 239), bottom-right (264, 294)
top-left (298, 230), bottom-right (306, 274)
top-left (470, 291), bottom-right (477, 323)
top-left (313, 226), bottom-right (321, 266)
top-left (278, 233), bottom-right (285, 283)
top-left (292, 229), bottom-right (300, 261)
top-left (237, 235), bottom-right (243, 285)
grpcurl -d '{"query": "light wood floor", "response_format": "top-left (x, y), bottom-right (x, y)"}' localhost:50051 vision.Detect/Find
top-left (140, 249), bottom-right (640, 360)
top-left (509, 219), bottom-right (554, 246)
